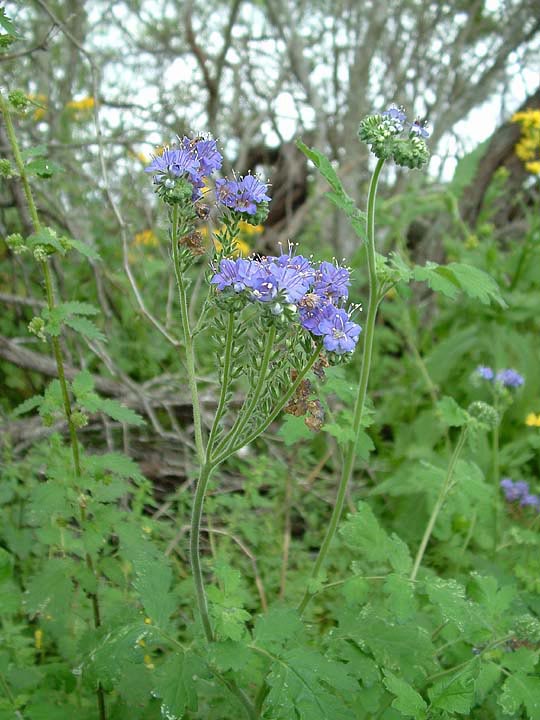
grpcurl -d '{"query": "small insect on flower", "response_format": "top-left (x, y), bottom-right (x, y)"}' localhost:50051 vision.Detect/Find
top-left (410, 117), bottom-right (430, 139)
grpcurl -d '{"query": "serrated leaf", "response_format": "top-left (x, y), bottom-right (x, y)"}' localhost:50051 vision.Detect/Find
top-left (437, 396), bottom-right (469, 427)
top-left (64, 315), bottom-right (106, 341)
top-left (84, 453), bottom-right (145, 483)
top-left (296, 140), bottom-right (366, 239)
top-left (207, 561), bottom-right (251, 641)
top-left (27, 227), bottom-right (66, 255)
top-left (254, 608), bottom-right (305, 653)
top-left (264, 648), bottom-right (357, 720)
top-left (97, 398), bottom-right (145, 426)
top-left (424, 577), bottom-right (479, 633)
top-left (413, 261), bottom-right (506, 307)
top-left (210, 640), bottom-right (252, 672)
top-left (500, 647), bottom-right (539, 674)
top-left (153, 651), bottom-right (205, 719)
top-left (340, 502), bottom-right (412, 574)
top-left (60, 301), bottom-right (99, 316)
top-left (278, 414), bottom-right (312, 445)
top-left (133, 557), bottom-right (176, 630)
top-left (68, 237), bottom-right (100, 260)
top-left (12, 394), bottom-right (43, 417)
top-left (498, 673), bottom-right (540, 719)
top-left (26, 157), bottom-right (63, 178)
top-left (383, 671), bottom-right (427, 718)
top-left (383, 574), bottom-right (417, 621)
top-left (23, 558), bottom-right (75, 619)
top-left (427, 668), bottom-right (475, 714)
top-left (0, 8), bottom-right (18, 36)
top-left (72, 369), bottom-right (95, 398)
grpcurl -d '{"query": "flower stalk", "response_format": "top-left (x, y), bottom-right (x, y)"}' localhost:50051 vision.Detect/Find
top-left (298, 158), bottom-right (385, 614)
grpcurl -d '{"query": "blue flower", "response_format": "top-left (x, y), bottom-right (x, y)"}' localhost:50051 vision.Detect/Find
top-left (267, 263), bottom-right (312, 303)
top-left (496, 369), bottom-right (524, 388)
top-left (145, 147), bottom-right (199, 182)
top-left (500, 478), bottom-right (529, 502)
top-left (210, 258), bottom-right (256, 292)
top-left (410, 119), bottom-right (430, 139)
top-left (476, 365), bottom-right (494, 381)
top-left (298, 293), bottom-right (330, 334)
top-left (191, 138), bottom-right (223, 175)
top-left (382, 105), bottom-right (407, 131)
top-left (314, 261), bottom-right (351, 301)
top-left (216, 174), bottom-right (271, 215)
top-left (317, 305), bottom-right (361, 354)
top-left (521, 493), bottom-right (540, 509)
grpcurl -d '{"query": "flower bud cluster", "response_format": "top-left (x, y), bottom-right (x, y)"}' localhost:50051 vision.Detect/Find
top-left (211, 247), bottom-right (361, 355)
top-left (467, 401), bottom-right (499, 430)
top-left (358, 105), bottom-right (430, 168)
top-left (0, 158), bottom-right (14, 178)
top-left (500, 478), bottom-right (540, 511)
top-left (6, 233), bottom-right (27, 255)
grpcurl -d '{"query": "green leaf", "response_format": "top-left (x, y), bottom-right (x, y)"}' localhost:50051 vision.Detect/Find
top-left (133, 556), bottom-right (176, 630)
top-left (207, 561), bottom-right (251, 641)
top-left (64, 315), bottom-right (106, 341)
top-left (210, 640), bottom-right (252, 672)
top-left (500, 647), bottom-right (539, 674)
top-left (26, 157), bottom-right (63, 178)
top-left (153, 651), bottom-right (205, 719)
top-left (264, 648), bottom-right (357, 720)
top-left (0, 8), bottom-right (18, 36)
top-left (0, 548), bottom-right (13, 582)
top-left (498, 673), bottom-right (540, 719)
top-left (424, 577), bottom-right (479, 633)
top-left (340, 502), bottom-right (413, 575)
top-left (427, 668), bottom-right (475, 714)
top-left (67, 237), bottom-right (100, 260)
top-left (27, 227), bottom-right (66, 254)
top-left (278, 414), bottom-right (312, 445)
top-left (97, 398), bottom-right (145, 426)
top-left (12, 394), bottom-right (43, 417)
top-left (383, 671), bottom-right (427, 718)
top-left (383, 574), bottom-right (417, 622)
top-left (437, 396), bottom-right (470, 427)
top-left (296, 140), bottom-right (366, 239)
top-left (84, 453), bottom-right (145, 483)
top-left (59, 301), bottom-right (99, 316)
top-left (254, 608), bottom-right (305, 654)
top-left (23, 558), bottom-right (75, 619)
top-left (413, 261), bottom-right (506, 307)
top-left (72, 369), bottom-right (95, 398)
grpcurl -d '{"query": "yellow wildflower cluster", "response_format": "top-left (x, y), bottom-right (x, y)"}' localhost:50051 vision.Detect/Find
top-left (525, 413), bottom-right (540, 427)
top-left (66, 96), bottom-right (95, 112)
top-left (27, 93), bottom-right (47, 121)
top-left (512, 109), bottom-right (540, 175)
top-left (133, 229), bottom-right (158, 247)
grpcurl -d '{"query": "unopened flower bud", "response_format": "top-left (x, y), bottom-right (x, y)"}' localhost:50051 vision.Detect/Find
top-left (468, 401), bottom-right (499, 430)
top-left (28, 316), bottom-right (46, 342)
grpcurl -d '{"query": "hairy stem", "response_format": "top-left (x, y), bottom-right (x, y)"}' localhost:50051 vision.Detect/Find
top-left (211, 341), bottom-right (322, 467)
top-left (410, 427), bottom-right (467, 581)
top-left (171, 207), bottom-right (205, 464)
top-left (0, 90), bottom-right (106, 720)
top-left (211, 324), bottom-right (276, 462)
top-left (298, 157), bottom-right (385, 614)
top-left (190, 462), bottom-right (215, 641)
top-left (206, 311), bottom-right (235, 457)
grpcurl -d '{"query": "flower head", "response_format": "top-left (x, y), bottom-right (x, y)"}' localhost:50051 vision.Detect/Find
top-left (476, 365), bottom-right (494, 381)
top-left (216, 174), bottom-right (271, 215)
top-left (314, 261), bottom-right (351, 301)
top-left (382, 105), bottom-right (407, 131)
top-left (496, 369), bottom-right (524, 388)
top-left (410, 119), bottom-right (430, 139)
top-left (316, 305), bottom-right (361, 354)
top-left (500, 477), bottom-right (529, 502)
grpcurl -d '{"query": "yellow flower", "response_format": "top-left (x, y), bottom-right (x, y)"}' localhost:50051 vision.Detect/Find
top-left (525, 413), bottom-right (540, 427)
top-left (238, 221), bottom-right (264, 237)
top-left (213, 237), bottom-right (250, 257)
top-left (525, 161), bottom-right (540, 175)
top-left (143, 654), bottom-right (155, 670)
top-left (27, 93), bottom-right (47, 121)
top-left (133, 230), bottom-right (158, 247)
top-left (66, 96), bottom-right (95, 112)
top-left (144, 617), bottom-right (152, 624)
top-left (34, 629), bottom-right (43, 650)
top-left (512, 109), bottom-right (540, 130)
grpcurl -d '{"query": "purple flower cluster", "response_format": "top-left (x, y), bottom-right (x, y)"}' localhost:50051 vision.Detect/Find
top-left (145, 136), bottom-right (223, 199)
top-left (382, 105), bottom-right (430, 138)
top-left (476, 365), bottom-right (524, 388)
top-left (500, 478), bottom-right (540, 510)
top-left (215, 175), bottom-right (271, 216)
top-left (211, 249), bottom-right (361, 354)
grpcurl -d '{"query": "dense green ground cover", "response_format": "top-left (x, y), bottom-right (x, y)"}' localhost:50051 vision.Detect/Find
top-left (1, 35), bottom-right (540, 720)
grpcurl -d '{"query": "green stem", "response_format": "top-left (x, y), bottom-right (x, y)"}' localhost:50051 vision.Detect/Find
top-left (190, 462), bottom-right (215, 642)
top-left (0, 91), bottom-right (106, 720)
top-left (206, 312), bottom-right (235, 458)
top-left (410, 427), bottom-right (467, 581)
top-left (492, 409), bottom-right (501, 550)
top-left (297, 158), bottom-right (385, 615)
top-left (171, 208), bottom-right (205, 465)
top-left (211, 324), bottom-right (276, 462)
top-left (211, 341), bottom-right (322, 467)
